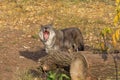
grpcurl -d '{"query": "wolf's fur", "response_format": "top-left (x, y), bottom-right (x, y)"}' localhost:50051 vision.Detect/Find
top-left (39, 24), bottom-right (64, 52)
top-left (61, 27), bottom-right (84, 51)
top-left (39, 24), bottom-right (84, 52)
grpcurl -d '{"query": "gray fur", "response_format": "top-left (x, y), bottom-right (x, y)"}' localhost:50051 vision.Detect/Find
top-left (39, 24), bottom-right (64, 52)
top-left (39, 24), bottom-right (84, 52)
top-left (61, 27), bottom-right (84, 51)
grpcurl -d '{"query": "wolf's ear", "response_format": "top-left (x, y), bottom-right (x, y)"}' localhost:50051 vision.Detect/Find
top-left (40, 24), bottom-right (43, 30)
top-left (40, 24), bottom-right (44, 29)
top-left (49, 22), bottom-right (53, 27)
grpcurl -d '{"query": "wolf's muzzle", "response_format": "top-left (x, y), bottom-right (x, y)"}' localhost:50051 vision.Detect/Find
top-left (43, 30), bottom-right (50, 41)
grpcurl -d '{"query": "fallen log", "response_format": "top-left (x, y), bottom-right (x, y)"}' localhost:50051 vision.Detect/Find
top-left (38, 51), bottom-right (94, 80)
top-left (40, 51), bottom-right (120, 80)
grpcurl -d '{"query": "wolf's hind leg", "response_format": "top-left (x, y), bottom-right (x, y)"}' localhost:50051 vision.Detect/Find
top-left (72, 43), bottom-right (79, 52)
top-left (78, 44), bottom-right (84, 51)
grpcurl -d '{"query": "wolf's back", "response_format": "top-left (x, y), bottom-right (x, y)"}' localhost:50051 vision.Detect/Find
top-left (61, 27), bottom-right (84, 51)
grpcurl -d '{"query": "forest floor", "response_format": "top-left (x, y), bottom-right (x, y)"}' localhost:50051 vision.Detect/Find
top-left (0, 0), bottom-right (120, 80)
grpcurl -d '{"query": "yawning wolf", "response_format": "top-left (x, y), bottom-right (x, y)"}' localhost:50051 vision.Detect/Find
top-left (39, 23), bottom-right (84, 53)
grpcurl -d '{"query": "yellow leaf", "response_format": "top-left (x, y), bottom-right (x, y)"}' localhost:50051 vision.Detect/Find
top-left (114, 15), bottom-right (119, 26)
top-left (101, 43), bottom-right (105, 50)
top-left (112, 41), bottom-right (117, 47)
top-left (115, 29), bottom-right (120, 40)
top-left (112, 34), bottom-right (117, 47)
top-left (116, 0), bottom-right (120, 4)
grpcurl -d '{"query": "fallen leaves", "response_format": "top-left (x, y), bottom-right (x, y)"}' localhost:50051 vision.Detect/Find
top-left (0, 0), bottom-right (117, 48)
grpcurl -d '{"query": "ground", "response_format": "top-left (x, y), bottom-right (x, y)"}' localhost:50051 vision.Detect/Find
top-left (0, 0), bottom-right (120, 80)
top-left (0, 28), bottom-right (120, 80)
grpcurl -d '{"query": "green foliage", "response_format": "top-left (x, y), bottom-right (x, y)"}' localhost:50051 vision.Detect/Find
top-left (47, 71), bottom-right (56, 80)
top-left (59, 74), bottom-right (70, 80)
top-left (99, 27), bottom-right (120, 53)
top-left (47, 71), bottom-right (70, 80)
top-left (99, 0), bottom-right (120, 53)
top-left (99, 27), bottom-right (113, 53)
top-left (100, 27), bottom-right (112, 36)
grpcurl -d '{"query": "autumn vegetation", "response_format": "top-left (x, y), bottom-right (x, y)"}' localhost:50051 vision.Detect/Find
top-left (0, 0), bottom-right (120, 80)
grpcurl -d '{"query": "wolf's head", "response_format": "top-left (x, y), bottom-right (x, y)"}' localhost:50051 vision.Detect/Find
top-left (39, 24), bottom-right (56, 42)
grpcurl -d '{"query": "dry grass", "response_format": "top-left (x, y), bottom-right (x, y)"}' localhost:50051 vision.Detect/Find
top-left (17, 69), bottom-right (43, 80)
top-left (0, 0), bottom-right (117, 51)
top-left (0, 0), bottom-right (120, 79)
top-left (0, 0), bottom-right (115, 29)
top-left (0, 0), bottom-right (116, 44)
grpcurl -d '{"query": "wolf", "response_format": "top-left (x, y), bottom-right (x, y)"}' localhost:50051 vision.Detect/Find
top-left (39, 23), bottom-right (84, 53)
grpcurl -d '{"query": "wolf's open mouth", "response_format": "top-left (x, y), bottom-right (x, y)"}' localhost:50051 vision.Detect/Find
top-left (43, 30), bottom-right (49, 40)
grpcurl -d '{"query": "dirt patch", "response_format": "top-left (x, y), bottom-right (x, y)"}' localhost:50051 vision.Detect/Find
top-left (0, 28), bottom-right (120, 80)
top-left (0, 28), bottom-right (42, 80)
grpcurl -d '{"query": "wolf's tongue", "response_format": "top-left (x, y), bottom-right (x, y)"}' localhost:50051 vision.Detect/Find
top-left (44, 32), bottom-right (49, 40)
